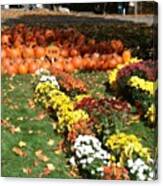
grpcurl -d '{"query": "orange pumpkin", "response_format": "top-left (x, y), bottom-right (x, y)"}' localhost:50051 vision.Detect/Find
top-left (113, 53), bottom-right (123, 64)
top-left (60, 48), bottom-right (69, 58)
top-left (71, 56), bottom-right (82, 69)
top-left (1, 34), bottom-right (11, 45)
top-left (1, 49), bottom-right (7, 60)
top-left (7, 62), bottom-right (18, 76)
top-left (22, 47), bottom-right (34, 59)
top-left (122, 50), bottom-right (131, 63)
top-left (34, 46), bottom-right (45, 59)
top-left (51, 62), bottom-right (64, 74)
top-left (108, 58), bottom-right (117, 69)
top-left (70, 48), bottom-right (78, 57)
top-left (64, 62), bottom-right (74, 73)
top-left (9, 48), bottom-right (21, 59)
top-left (28, 61), bottom-right (38, 74)
top-left (18, 63), bottom-right (28, 74)
top-left (41, 61), bottom-right (51, 70)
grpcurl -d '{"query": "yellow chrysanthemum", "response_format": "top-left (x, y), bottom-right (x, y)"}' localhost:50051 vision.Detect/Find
top-left (105, 133), bottom-right (151, 165)
top-left (128, 76), bottom-right (157, 96)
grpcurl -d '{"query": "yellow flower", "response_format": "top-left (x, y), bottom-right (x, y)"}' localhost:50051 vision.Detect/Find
top-left (108, 57), bottom-right (142, 87)
top-left (128, 76), bottom-right (157, 96)
top-left (73, 94), bottom-right (90, 102)
top-left (145, 104), bottom-right (156, 123)
top-left (34, 81), bottom-right (90, 133)
top-left (105, 133), bottom-right (151, 165)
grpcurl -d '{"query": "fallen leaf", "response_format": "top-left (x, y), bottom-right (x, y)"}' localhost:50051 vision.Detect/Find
top-left (1, 120), bottom-right (21, 134)
top-left (18, 141), bottom-right (27, 147)
top-left (46, 163), bottom-right (55, 171)
top-left (8, 83), bottom-right (15, 92)
top-left (17, 116), bottom-right (24, 121)
top-left (54, 140), bottom-right (65, 154)
top-left (69, 167), bottom-right (79, 177)
top-left (33, 160), bottom-right (40, 167)
top-left (10, 126), bottom-right (21, 134)
top-left (35, 150), bottom-right (49, 162)
top-left (27, 99), bottom-right (35, 109)
top-left (12, 147), bottom-right (27, 157)
top-left (54, 149), bottom-right (62, 155)
top-left (47, 139), bottom-right (54, 146)
top-left (22, 167), bottom-right (32, 175)
top-left (43, 163), bottom-right (55, 176)
top-left (28, 130), bottom-right (33, 134)
top-left (35, 111), bottom-right (47, 121)
top-left (51, 122), bottom-right (57, 130)
top-left (43, 167), bottom-right (51, 176)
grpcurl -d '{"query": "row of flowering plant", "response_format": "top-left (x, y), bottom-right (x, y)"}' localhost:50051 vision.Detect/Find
top-left (34, 73), bottom-right (89, 133)
top-left (108, 59), bottom-right (157, 125)
top-left (33, 71), bottom-right (157, 180)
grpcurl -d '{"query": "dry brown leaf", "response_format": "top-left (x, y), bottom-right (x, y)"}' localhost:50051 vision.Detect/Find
top-left (28, 99), bottom-right (35, 109)
top-left (1, 120), bottom-right (21, 134)
top-left (35, 150), bottom-right (49, 162)
top-left (10, 126), bottom-right (21, 134)
top-left (43, 167), bottom-right (51, 176)
top-left (12, 147), bottom-right (27, 157)
top-left (35, 111), bottom-right (47, 121)
top-left (22, 167), bottom-right (32, 175)
top-left (43, 163), bottom-right (55, 176)
top-left (69, 167), bottom-right (79, 177)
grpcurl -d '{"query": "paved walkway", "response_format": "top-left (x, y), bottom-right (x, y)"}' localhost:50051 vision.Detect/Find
top-left (1, 9), bottom-right (156, 26)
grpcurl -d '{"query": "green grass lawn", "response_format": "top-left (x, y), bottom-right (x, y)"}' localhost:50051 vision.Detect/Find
top-left (1, 75), bottom-right (72, 178)
top-left (1, 72), bottom-right (157, 178)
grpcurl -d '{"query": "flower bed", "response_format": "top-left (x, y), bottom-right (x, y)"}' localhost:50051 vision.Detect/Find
top-left (32, 68), bottom-right (157, 180)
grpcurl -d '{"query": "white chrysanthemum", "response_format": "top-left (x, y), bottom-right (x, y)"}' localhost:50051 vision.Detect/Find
top-left (39, 75), bottom-right (60, 89)
top-left (149, 171), bottom-right (154, 178)
top-left (69, 156), bottom-right (76, 166)
top-left (137, 172), bottom-right (146, 181)
top-left (87, 157), bottom-right (94, 164)
top-left (127, 159), bottom-right (134, 167)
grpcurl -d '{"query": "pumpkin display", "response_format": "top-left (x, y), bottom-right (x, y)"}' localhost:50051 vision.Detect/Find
top-left (1, 24), bottom-right (132, 75)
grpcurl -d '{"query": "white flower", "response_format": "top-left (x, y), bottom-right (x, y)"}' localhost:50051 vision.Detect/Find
top-left (91, 170), bottom-right (95, 175)
top-left (82, 164), bottom-right (86, 169)
top-left (39, 75), bottom-right (60, 89)
top-left (35, 68), bottom-right (50, 75)
top-left (130, 168), bottom-right (136, 174)
top-left (127, 159), bottom-right (134, 167)
top-left (135, 158), bottom-right (144, 167)
top-left (76, 151), bottom-right (82, 158)
top-left (100, 172), bottom-right (104, 177)
top-left (69, 156), bottom-right (76, 166)
top-left (138, 166), bottom-right (145, 174)
top-left (96, 167), bottom-right (103, 172)
top-left (137, 172), bottom-right (146, 181)
top-left (87, 157), bottom-right (94, 164)
top-left (80, 159), bottom-right (87, 164)
top-left (149, 171), bottom-right (154, 178)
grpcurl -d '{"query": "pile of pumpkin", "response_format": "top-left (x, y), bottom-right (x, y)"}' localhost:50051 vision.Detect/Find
top-left (1, 24), bottom-right (131, 75)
